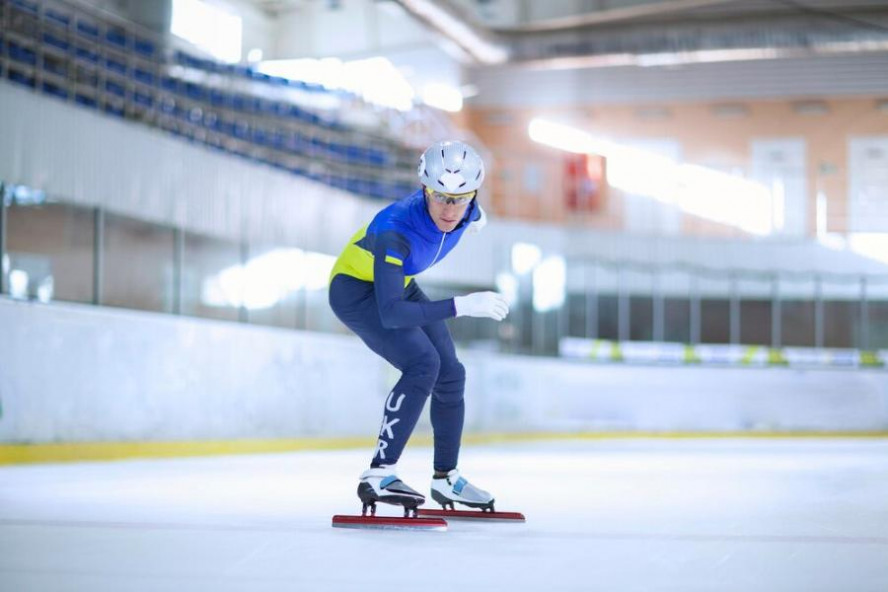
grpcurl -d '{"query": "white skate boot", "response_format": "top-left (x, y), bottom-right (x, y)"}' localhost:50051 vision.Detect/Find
top-left (357, 466), bottom-right (425, 516)
top-left (430, 469), bottom-right (495, 511)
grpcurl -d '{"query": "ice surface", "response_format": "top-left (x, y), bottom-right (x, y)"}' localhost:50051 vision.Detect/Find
top-left (1, 439), bottom-right (887, 591)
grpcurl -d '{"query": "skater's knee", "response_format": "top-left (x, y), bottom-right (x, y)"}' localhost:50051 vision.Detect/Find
top-left (439, 360), bottom-right (465, 386)
top-left (404, 348), bottom-right (441, 389)
top-left (434, 360), bottom-right (465, 404)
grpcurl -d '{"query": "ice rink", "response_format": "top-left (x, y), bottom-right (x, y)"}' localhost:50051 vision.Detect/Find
top-left (2, 438), bottom-right (887, 591)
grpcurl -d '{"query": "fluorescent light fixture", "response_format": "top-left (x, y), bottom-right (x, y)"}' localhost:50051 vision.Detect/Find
top-left (528, 118), bottom-right (597, 154)
top-left (512, 242), bottom-right (542, 276)
top-left (171, 0), bottom-right (242, 63)
top-left (259, 56), bottom-right (415, 111)
top-left (528, 117), bottom-right (775, 235)
top-left (532, 256), bottom-right (566, 312)
top-left (344, 57), bottom-right (415, 112)
top-left (422, 83), bottom-right (463, 112)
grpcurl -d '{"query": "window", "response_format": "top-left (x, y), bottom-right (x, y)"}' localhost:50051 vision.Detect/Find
top-left (171, 0), bottom-right (242, 63)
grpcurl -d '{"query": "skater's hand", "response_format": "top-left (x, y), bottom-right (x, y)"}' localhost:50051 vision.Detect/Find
top-left (454, 291), bottom-right (509, 321)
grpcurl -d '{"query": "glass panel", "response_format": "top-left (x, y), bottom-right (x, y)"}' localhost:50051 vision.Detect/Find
top-left (596, 265), bottom-right (619, 341)
top-left (738, 275), bottom-right (772, 346)
top-left (629, 296), bottom-right (653, 341)
top-left (563, 263), bottom-right (588, 338)
top-left (868, 300), bottom-right (888, 350)
top-left (5, 200), bottom-right (95, 303)
top-left (626, 268), bottom-right (654, 341)
top-left (104, 213), bottom-right (175, 313)
top-left (867, 278), bottom-right (888, 350)
top-left (664, 298), bottom-right (691, 343)
top-left (779, 276), bottom-right (816, 347)
top-left (662, 270), bottom-right (691, 343)
top-left (822, 278), bottom-right (861, 349)
top-left (701, 298), bottom-right (730, 344)
top-left (182, 232), bottom-right (241, 321)
top-left (698, 272), bottom-right (732, 345)
top-left (564, 292), bottom-right (586, 338)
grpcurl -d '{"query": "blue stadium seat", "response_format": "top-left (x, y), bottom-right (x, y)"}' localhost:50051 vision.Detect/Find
top-left (133, 37), bottom-right (155, 58)
top-left (158, 97), bottom-right (177, 115)
top-left (74, 45), bottom-right (99, 64)
top-left (134, 90), bottom-right (154, 108)
top-left (42, 31), bottom-right (69, 51)
top-left (160, 77), bottom-right (179, 93)
top-left (8, 70), bottom-right (36, 88)
top-left (9, 42), bottom-right (37, 66)
top-left (106, 29), bottom-right (127, 49)
top-left (43, 57), bottom-right (67, 77)
top-left (230, 94), bottom-right (247, 112)
top-left (184, 82), bottom-right (205, 101)
top-left (216, 119), bottom-right (235, 136)
top-left (257, 99), bottom-right (275, 116)
top-left (209, 89), bottom-right (230, 109)
top-left (76, 19), bottom-right (100, 40)
top-left (104, 57), bottom-right (127, 76)
top-left (367, 149), bottom-right (388, 166)
top-left (251, 128), bottom-right (271, 146)
top-left (104, 103), bottom-right (125, 118)
top-left (132, 67), bottom-right (155, 86)
top-left (232, 120), bottom-right (249, 139)
top-left (105, 79), bottom-right (125, 97)
top-left (75, 94), bottom-right (97, 108)
top-left (45, 8), bottom-right (71, 27)
top-left (41, 81), bottom-right (69, 100)
top-left (345, 145), bottom-right (363, 163)
top-left (11, 0), bottom-right (38, 15)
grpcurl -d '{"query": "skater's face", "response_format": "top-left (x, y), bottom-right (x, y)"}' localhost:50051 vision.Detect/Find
top-left (425, 188), bottom-right (476, 233)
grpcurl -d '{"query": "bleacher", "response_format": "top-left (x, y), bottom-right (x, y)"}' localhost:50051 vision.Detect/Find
top-left (0, 0), bottom-right (418, 200)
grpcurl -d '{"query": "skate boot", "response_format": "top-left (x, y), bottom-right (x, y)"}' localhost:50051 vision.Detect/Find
top-left (430, 469), bottom-right (495, 511)
top-left (357, 466), bottom-right (425, 517)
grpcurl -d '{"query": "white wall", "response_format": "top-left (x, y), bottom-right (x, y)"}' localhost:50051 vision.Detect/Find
top-left (1, 298), bottom-right (886, 444)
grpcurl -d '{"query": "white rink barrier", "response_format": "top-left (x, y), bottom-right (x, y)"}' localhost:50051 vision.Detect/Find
top-left (560, 337), bottom-right (888, 370)
top-left (1, 297), bottom-right (888, 444)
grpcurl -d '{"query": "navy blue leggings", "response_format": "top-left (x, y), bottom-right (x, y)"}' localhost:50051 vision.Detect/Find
top-left (328, 274), bottom-right (465, 472)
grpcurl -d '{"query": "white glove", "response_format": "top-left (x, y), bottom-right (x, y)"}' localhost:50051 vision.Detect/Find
top-left (453, 291), bottom-right (509, 321)
top-left (465, 204), bottom-right (487, 235)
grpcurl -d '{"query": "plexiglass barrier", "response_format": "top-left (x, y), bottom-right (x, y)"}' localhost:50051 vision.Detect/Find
top-left (2, 185), bottom-right (887, 362)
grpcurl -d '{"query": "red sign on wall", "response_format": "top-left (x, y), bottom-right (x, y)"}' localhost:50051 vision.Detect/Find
top-left (565, 153), bottom-right (607, 212)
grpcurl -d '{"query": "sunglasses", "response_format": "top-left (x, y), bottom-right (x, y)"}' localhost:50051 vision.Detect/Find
top-left (426, 189), bottom-right (477, 206)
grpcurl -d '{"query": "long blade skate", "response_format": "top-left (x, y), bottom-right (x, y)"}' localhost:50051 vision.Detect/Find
top-left (332, 514), bottom-right (447, 531)
top-left (332, 501), bottom-right (447, 532)
top-left (417, 508), bottom-right (525, 522)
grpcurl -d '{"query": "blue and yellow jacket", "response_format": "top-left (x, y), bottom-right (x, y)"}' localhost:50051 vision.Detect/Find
top-left (330, 189), bottom-right (481, 328)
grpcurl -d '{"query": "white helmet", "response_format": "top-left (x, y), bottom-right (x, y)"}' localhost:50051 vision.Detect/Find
top-left (417, 140), bottom-right (485, 194)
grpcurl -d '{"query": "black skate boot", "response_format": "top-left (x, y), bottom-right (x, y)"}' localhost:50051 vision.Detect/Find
top-left (357, 466), bottom-right (425, 517)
